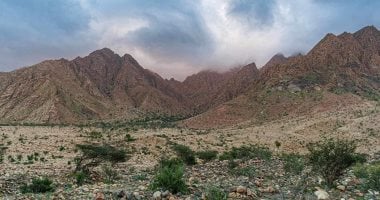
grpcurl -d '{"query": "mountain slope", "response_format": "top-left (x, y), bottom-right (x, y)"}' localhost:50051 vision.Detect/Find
top-left (183, 26), bottom-right (380, 128)
top-left (0, 48), bottom-right (187, 123)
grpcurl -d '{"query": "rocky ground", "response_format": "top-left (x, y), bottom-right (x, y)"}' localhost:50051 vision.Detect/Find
top-left (0, 102), bottom-right (379, 199)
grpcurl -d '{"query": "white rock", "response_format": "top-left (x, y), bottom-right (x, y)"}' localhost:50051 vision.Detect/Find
top-left (153, 191), bottom-right (162, 200)
top-left (314, 187), bottom-right (329, 200)
top-left (337, 185), bottom-right (345, 191)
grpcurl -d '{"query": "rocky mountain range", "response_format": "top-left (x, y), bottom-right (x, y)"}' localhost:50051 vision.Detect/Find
top-left (0, 26), bottom-right (379, 127)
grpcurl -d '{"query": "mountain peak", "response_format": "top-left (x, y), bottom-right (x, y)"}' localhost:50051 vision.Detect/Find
top-left (262, 53), bottom-right (287, 70)
top-left (353, 25), bottom-right (380, 39)
top-left (88, 48), bottom-right (118, 58)
top-left (355, 25), bottom-right (378, 34)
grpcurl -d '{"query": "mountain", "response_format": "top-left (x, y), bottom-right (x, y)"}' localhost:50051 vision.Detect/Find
top-left (169, 63), bottom-right (259, 114)
top-left (0, 26), bottom-right (379, 126)
top-left (0, 48), bottom-right (187, 123)
top-left (183, 26), bottom-right (380, 128)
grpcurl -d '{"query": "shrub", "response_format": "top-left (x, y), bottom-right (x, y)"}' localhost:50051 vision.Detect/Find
top-left (73, 171), bottom-right (89, 186)
top-left (172, 144), bottom-right (196, 165)
top-left (227, 159), bottom-right (238, 169)
top-left (219, 145), bottom-right (272, 161)
top-left (204, 186), bottom-right (227, 200)
top-left (282, 153), bottom-right (305, 175)
top-left (151, 158), bottom-right (187, 194)
top-left (0, 146), bottom-right (6, 163)
top-left (125, 134), bottom-right (136, 142)
top-left (20, 177), bottom-right (55, 193)
top-left (307, 138), bottom-right (360, 187)
top-left (197, 150), bottom-right (218, 162)
top-left (101, 164), bottom-right (119, 184)
top-left (353, 162), bottom-right (380, 191)
top-left (231, 166), bottom-right (256, 178)
top-left (275, 141), bottom-right (281, 149)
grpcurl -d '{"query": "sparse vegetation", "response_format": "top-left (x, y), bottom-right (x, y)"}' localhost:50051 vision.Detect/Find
top-left (0, 145), bottom-right (6, 163)
top-left (124, 133), bottom-right (136, 142)
top-left (73, 171), bottom-right (89, 186)
top-left (75, 143), bottom-right (128, 171)
top-left (353, 162), bottom-right (380, 191)
top-left (74, 143), bottom-right (128, 184)
top-left (172, 144), bottom-right (196, 165)
top-left (151, 158), bottom-right (188, 194)
top-left (20, 177), bottom-right (55, 194)
top-left (101, 164), bottom-right (119, 184)
top-left (281, 153), bottom-right (305, 175)
top-left (204, 186), bottom-right (227, 200)
top-left (307, 138), bottom-right (363, 187)
top-left (219, 145), bottom-right (272, 161)
top-left (196, 150), bottom-right (218, 162)
top-left (231, 165), bottom-right (256, 178)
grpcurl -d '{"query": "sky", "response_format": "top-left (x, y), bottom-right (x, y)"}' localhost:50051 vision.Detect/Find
top-left (1, 0), bottom-right (380, 80)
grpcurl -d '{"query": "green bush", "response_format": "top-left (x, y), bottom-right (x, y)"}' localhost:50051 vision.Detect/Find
top-left (0, 146), bottom-right (6, 163)
top-left (307, 138), bottom-right (360, 187)
top-left (125, 134), bottom-right (136, 142)
top-left (231, 166), bottom-right (256, 178)
top-left (353, 162), bottom-right (380, 191)
top-left (20, 177), bottom-right (55, 193)
top-left (204, 186), bottom-right (227, 200)
top-left (151, 158), bottom-right (187, 194)
top-left (219, 145), bottom-right (272, 161)
top-left (227, 159), bottom-right (238, 169)
top-left (101, 164), bottom-right (119, 184)
top-left (282, 153), bottom-right (305, 175)
top-left (197, 150), bottom-right (218, 162)
top-left (172, 144), bottom-right (196, 165)
top-left (73, 171), bottom-right (89, 186)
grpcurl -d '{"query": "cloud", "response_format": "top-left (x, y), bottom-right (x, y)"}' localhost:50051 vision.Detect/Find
top-left (0, 0), bottom-right (380, 79)
top-left (0, 0), bottom-right (96, 70)
top-left (227, 0), bottom-right (276, 28)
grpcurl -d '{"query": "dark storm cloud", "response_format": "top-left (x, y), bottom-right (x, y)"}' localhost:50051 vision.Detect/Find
top-left (87, 0), bottom-right (214, 64)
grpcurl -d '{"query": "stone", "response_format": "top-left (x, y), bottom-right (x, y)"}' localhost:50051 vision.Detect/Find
top-left (288, 83), bottom-right (301, 92)
top-left (259, 186), bottom-right (276, 193)
top-left (153, 191), bottom-right (162, 200)
top-left (169, 197), bottom-right (177, 200)
top-left (138, 185), bottom-right (146, 191)
top-left (337, 185), bottom-right (345, 191)
top-left (133, 192), bottom-right (141, 200)
top-left (236, 185), bottom-right (247, 194)
top-left (95, 192), bottom-right (105, 200)
top-left (228, 192), bottom-right (238, 198)
top-left (162, 190), bottom-right (170, 198)
top-left (229, 186), bottom-right (237, 192)
top-left (314, 187), bottom-right (329, 200)
top-left (117, 190), bottom-right (126, 198)
top-left (254, 180), bottom-right (262, 187)
top-left (82, 187), bottom-right (90, 192)
top-left (247, 188), bottom-right (253, 196)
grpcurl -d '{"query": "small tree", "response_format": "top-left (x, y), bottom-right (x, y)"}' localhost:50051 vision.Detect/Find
top-left (74, 143), bottom-right (128, 183)
top-left (307, 138), bottom-right (359, 186)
